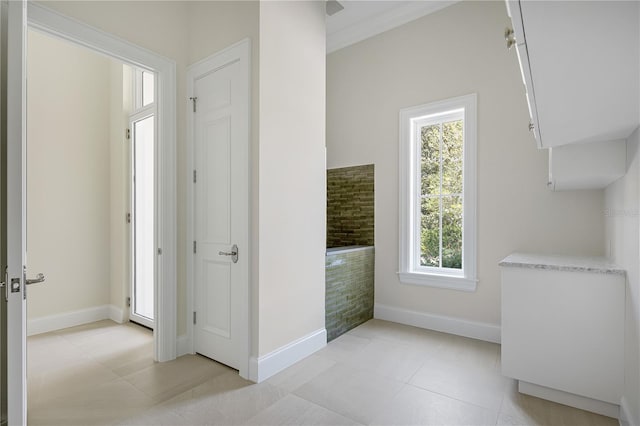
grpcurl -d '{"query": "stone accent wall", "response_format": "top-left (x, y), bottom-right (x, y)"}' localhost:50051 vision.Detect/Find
top-left (326, 164), bottom-right (374, 248)
top-left (325, 247), bottom-right (375, 341)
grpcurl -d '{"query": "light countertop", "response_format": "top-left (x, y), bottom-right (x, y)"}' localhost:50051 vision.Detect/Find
top-left (326, 245), bottom-right (374, 255)
top-left (499, 252), bottom-right (625, 275)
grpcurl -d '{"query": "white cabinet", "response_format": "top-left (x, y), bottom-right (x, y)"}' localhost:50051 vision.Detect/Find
top-left (505, 1), bottom-right (639, 149)
top-left (500, 253), bottom-right (625, 418)
top-left (548, 139), bottom-right (626, 191)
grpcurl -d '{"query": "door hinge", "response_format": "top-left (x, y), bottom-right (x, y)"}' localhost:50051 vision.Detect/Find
top-left (189, 96), bottom-right (198, 113)
top-left (193, 241), bottom-right (197, 254)
top-left (127, 297), bottom-right (131, 307)
top-left (193, 311), bottom-right (197, 325)
top-left (193, 169), bottom-right (197, 183)
top-left (126, 128), bottom-right (131, 140)
top-left (126, 212), bottom-right (131, 224)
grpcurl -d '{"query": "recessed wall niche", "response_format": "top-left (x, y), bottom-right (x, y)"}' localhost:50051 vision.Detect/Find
top-left (326, 164), bottom-right (374, 248)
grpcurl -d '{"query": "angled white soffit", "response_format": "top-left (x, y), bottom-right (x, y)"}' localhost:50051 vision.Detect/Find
top-left (327, 1), bottom-right (461, 54)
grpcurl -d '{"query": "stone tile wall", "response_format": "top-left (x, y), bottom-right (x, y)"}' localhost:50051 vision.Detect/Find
top-left (326, 165), bottom-right (374, 248)
top-left (325, 247), bottom-right (375, 341)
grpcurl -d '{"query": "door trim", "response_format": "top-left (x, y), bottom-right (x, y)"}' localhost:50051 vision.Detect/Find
top-left (186, 39), bottom-right (251, 379)
top-left (27, 3), bottom-right (177, 362)
top-left (5, 1), bottom-right (27, 422)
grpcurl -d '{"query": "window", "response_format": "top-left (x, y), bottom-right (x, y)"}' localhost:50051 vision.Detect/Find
top-left (399, 94), bottom-right (477, 291)
top-left (134, 69), bottom-right (155, 109)
top-left (142, 71), bottom-right (155, 106)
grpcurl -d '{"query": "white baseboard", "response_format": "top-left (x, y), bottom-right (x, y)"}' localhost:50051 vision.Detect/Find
top-left (620, 396), bottom-right (638, 426)
top-left (519, 381), bottom-right (619, 419)
top-left (248, 328), bottom-right (327, 383)
top-left (374, 303), bottom-right (501, 343)
top-left (177, 334), bottom-right (191, 357)
top-left (28, 304), bottom-right (123, 336)
top-left (109, 305), bottom-right (125, 324)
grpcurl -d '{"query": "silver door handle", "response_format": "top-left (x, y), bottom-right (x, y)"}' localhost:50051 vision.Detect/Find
top-left (26, 273), bottom-right (45, 285)
top-left (218, 244), bottom-right (239, 263)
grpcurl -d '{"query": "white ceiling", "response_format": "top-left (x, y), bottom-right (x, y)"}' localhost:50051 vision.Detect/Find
top-left (326, 1), bottom-right (460, 53)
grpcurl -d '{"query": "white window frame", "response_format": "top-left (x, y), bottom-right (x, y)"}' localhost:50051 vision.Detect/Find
top-left (398, 94), bottom-right (477, 292)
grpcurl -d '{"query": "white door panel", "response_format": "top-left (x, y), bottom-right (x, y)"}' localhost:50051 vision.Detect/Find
top-left (193, 51), bottom-right (248, 371)
top-left (4, 0), bottom-right (28, 423)
top-left (201, 260), bottom-right (230, 338)
top-left (202, 116), bottom-right (230, 244)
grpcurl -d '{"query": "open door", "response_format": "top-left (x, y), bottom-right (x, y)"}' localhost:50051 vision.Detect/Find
top-left (1, 0), bottom-right (28, 424)
top-left (129, 106), bottom-right (155, 330)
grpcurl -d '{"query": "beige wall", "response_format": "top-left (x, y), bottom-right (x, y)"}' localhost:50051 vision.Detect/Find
top-left (44, 0), bottom-right (191, 332)
top-left (26, 29), bottom-right (113, 318)
top-left (258, 1), bottom-right (326, 355)
top-left (326, 1), bottom-right (605, 326)
top-left (109, 62), bottom-right (132, 319)
top-left (605, 128), bottom-right (640, 425)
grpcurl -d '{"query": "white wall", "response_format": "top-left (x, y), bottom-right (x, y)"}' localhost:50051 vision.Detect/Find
top-left (326, 1), bottom-right (605, 327)
top-left (26, 29), bottom-right (113, 319)
top-left (605, 128), bottom-right (640, 426)
top-left (258, 0), bottom-right (326, 355)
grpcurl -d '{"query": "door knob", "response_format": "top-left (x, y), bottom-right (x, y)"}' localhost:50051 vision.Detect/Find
top-left (218, 244), bottom-right (239, 263)
top-left (26, 273), bottom-right (45, 285)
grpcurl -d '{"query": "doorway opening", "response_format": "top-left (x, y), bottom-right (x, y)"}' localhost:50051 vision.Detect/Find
top-left (25, 30), bottom-right (158, 335)
top-left (27, 1), bottom-right (178, 362)
top-left (24, 26), bottom-right (157, 420)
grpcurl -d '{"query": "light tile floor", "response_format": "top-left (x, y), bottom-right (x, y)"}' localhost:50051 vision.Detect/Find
top-left (27, 319), bottom-right (617, 426)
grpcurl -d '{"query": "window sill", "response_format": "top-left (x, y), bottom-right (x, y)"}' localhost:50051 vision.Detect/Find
top-left (398, 271), bottom-right (477, 292)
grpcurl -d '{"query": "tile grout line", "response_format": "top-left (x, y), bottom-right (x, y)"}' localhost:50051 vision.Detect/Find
top-left (403, 381), bottom-right (502, 417)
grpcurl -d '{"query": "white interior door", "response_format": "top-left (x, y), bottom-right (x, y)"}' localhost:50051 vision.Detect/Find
top-left (193, 44), bottom-right (249, 371)
top-left (3, 0), bottom-right (28, 423)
